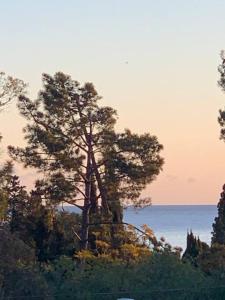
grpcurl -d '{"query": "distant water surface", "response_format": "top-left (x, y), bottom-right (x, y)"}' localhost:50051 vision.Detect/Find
top-left (124, 205), bottom-right (217, 250)
top-left (65, 205), bottom-right (217, 251)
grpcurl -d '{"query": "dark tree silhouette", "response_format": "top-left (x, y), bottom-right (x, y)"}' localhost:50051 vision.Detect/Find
top-left (212, 184), bottom-right (225, 245)
top-left (0, 72), bottom-right (26, 222)
top-left (217, 51), bottom-right (225, 139)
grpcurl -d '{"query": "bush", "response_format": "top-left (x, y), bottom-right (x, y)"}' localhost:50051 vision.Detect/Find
top-left (45, 252), bottom-right (219, 300)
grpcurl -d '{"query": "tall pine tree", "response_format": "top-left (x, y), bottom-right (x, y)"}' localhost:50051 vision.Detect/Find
top-left (9, 72), bottom-right (164, 249)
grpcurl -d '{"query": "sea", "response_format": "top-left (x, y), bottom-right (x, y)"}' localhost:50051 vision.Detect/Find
top-left (66, 205), bottom-right (217, 251)
top-left (124, 205), bottom-right (217, 251)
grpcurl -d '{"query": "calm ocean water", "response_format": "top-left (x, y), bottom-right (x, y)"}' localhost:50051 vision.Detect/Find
top-left (66, 205), bottom-right (217, 251)
top-left (124, 205), bottom-right (217, 250)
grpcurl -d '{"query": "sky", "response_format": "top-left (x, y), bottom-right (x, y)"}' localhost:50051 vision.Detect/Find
top-left (0, 0), bottom-right (225, 204)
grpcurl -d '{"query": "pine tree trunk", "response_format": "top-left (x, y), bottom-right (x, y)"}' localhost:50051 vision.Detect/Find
top-left (80, 205), bottom-right (90, 250)
top-left (80, 129), bottom-right (92, 250)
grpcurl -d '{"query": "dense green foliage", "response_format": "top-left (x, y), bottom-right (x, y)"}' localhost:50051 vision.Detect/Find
top-left (0, 235), bottom-right (224, 300)
top-left (44, 254), bottom-right (221, 300)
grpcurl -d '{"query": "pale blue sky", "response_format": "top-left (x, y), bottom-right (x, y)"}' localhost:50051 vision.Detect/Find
top-left (1, 1), bottom-right (225, 204)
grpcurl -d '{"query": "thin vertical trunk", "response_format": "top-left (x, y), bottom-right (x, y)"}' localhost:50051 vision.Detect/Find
top-left (80, 203), bottom-right (90, 250)
top-left (90, 151), bottom-right (109, 213)
top-left (80, 134), bottom-right (91, 250)
top-left (89, 176), bottom-right (99, 214)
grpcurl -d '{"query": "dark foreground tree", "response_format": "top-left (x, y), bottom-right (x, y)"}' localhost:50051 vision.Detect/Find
top-left (212, 184), bottom-right (225, 245)
top-left (0, 228), bottom-right (50, 298)
top-left (0, 173), bottom-right (82, 261)
top-left (0, 71), bottom-right (26, 222)
top-left (0, 161), bottom-right (13, 222)
top-left (9, 72), bottom-right (164, 249)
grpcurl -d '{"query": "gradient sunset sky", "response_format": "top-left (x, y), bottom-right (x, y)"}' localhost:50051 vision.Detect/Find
top-left (1, 0), bottom-right (225, 204)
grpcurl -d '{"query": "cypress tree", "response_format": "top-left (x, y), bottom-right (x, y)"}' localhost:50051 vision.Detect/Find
top-left (183, 231), bottom-right (209, 265)
top-left (183, 231), bottom-right (199, 260)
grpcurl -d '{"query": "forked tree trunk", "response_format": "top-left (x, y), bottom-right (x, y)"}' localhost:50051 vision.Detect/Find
top-left (90, 151), bottom-right (109, 214)
top-left (75, 98), bottom-right (109, 214)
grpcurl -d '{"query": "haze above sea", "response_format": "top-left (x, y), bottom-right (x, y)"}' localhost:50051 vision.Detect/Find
top-left (66, 205), bottom-right (217, 251)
